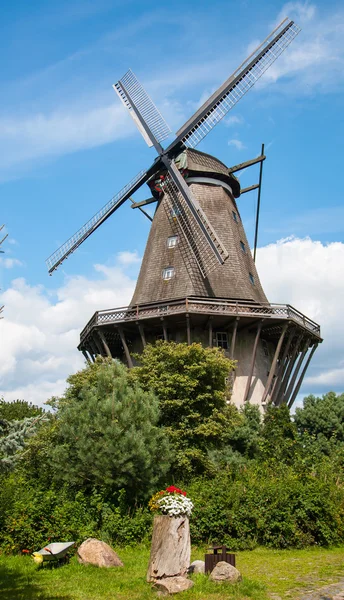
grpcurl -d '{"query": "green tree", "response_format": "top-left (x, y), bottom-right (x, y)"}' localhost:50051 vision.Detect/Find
top-left (295, 392), bottom-right (344, 441)
top-left (259, 404), bottom-right (298, 462)
top-left (49, 358), bottom-right (171, 501)
top-left (131, 341), bottom-right (237, 476)
top-left (0, 399), bottom-right (44, 421)
top-left (0, 415), bottom-right (46, 472)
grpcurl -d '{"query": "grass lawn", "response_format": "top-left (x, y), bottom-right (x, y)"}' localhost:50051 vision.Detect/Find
top-left (0, 545), bottom-right (344, 600)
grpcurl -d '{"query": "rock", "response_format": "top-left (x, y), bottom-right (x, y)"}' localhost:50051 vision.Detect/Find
top-left (188, 560), bottom-right (205, 574)
top-left (77, 538), bottom-right (123, 568)
top-left (147, 515), bottom-right (191, 582)
top-left (333, 595), bottom-right (344, 600)
top-left (209, 561), bottom-right (242, 583)
top-left (154, 577), bottom-right (194, 595)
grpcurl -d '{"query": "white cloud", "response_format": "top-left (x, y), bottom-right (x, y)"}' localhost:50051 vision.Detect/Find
top-left (0, 2), bottom-right (343, 181)
top-left (0, 255), bottom-right (138, 406)
top-left (225, 115), bottom-right (244, 127)
top-left (0, 257), bottom-right (23, 269)
top-left (0, 103), bottom-right (133, 177)
top-left (228, 138), bottom-right (246, 151)
top-left (117, 250), bottom-right (141, 266)
top-left (257, 237), bottom-right (344, 393)
top-left (275, 1), bottom-right (317, 26)
top-left (0, 237), bottom-right (343, 408)
top-left (258, 2), bottom-right (344, 93)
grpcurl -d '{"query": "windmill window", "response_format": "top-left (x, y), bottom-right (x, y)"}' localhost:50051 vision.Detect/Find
top-left (167, 235), bottom-right (178, 248)
top-left (162, 267), bottom-right (175, 280)
top-left (215, 331), bottom-right (229, 349)
top-left (249, 272), bottom-right (255, 285)
top-left (232, 211), bottom-right (238, 223)
top-left (170, 207), bottom-right (181, 218)
top-left (240, 241), bottom-right (246, 253)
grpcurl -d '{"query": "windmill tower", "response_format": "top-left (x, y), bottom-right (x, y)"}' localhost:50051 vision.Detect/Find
top-left (46, 18), bottom-right (321, 410)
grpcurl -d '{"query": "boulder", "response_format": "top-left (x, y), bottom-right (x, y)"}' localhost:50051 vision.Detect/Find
top-left (209, 561), bottom-right (242, 583)
top-left (188, 560), bottom-right (205, 575)
top-left (77, 538), bottom-right (123, 568)
top-left (154, 577), bottom-right (194, 595)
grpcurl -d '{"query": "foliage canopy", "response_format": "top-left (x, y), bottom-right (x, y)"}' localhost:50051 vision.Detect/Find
top-left (49, 358), bottom-right (171, 500)
top-left (131, 341), bottom-right (237, 476)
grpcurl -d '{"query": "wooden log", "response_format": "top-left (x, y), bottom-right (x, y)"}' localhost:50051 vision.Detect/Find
top-left (147, 515), bottom-right (191, 582)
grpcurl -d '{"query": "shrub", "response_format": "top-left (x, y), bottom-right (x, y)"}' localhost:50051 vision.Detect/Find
top-left (188, 461), bottom-right (344, 549)
top-left (0, 477), bottom-right (152, 553)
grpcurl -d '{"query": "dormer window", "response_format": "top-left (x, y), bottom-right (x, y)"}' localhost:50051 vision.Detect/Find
top-left (232, 211), bottom-right (238, 223)
top-left (167, 235), bottom-right (178, 248)
top-left (240, 241), bottom-right (246, 253)
top-left (249, 272), bottom-right (255, 285)
top-left (162, 267), bottom-right (175, 280)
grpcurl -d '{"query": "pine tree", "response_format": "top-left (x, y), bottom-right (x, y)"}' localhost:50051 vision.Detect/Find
top-left (49, 358), bottom-right (171, 501)
top-left (0, 415), bottom-right (46, 472)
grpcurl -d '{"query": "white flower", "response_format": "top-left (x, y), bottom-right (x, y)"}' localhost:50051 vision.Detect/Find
top-left (157, 494), bottom-right (194, 517)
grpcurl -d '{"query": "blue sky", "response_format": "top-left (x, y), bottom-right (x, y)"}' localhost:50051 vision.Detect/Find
top-left (0, 0), bottom-right (343, 406)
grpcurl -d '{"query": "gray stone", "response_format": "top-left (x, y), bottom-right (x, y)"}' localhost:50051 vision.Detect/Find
top-left (154, 577), bottom-right (194, 595)
top-left (77, 538), bottom-right (123, 568)
top-left (188, 560), bottom-right (205, 574)
top-left (209, 561), bottom-right (242, 583)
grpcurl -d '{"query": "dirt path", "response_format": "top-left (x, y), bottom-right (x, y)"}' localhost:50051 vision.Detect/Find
top-left (297, 578), bottom-right (344, 600)
top-left (269, 579), bottom-right (344, 600)
top-left (292, 578), bottom-right (344, 600)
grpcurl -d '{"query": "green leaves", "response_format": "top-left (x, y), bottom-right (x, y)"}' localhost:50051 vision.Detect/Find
top-left (131, 341), bottom-right (236, 477)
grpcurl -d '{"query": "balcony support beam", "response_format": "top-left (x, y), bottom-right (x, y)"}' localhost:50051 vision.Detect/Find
top-left (97, 329), bottom-right (112, 358)
top-left (118, 326), bottom-right (133, 368)
top-left (262, 322), bottom-right (288, 405)
top-left (243, 319), bottom-right (264, 403)
top-left (288, 343), bottom-right (318, 408)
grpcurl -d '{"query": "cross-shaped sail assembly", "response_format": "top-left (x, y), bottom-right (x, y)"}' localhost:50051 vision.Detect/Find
top-left (46, 18), bottom-right (300, 275)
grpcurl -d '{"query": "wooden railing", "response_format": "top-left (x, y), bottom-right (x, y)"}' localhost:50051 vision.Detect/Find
top-left (80, 297), bottom-right (321, 344)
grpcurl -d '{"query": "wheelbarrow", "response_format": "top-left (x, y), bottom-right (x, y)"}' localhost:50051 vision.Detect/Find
top-left (32, 541), bottom-right (75, 566)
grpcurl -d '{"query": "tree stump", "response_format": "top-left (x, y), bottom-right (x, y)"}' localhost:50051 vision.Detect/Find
top-left (147, 515), bottom-right (191, 582)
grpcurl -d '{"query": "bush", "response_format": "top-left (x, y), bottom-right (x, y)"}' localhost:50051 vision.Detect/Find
top-left (0, 476), bottom-right (152, 553)
top-left (131, 341), bottom-right (238, 477)
top-left (187, 461), bottom-right (344, 549)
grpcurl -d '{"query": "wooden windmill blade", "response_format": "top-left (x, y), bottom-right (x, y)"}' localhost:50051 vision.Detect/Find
top-left (0, 231), bottom-right (8, 252)
top-left (45, 168), bottom-right (150, 274)
top-left (114, 71), bottom-right (229, 277)
top-left (167, 18), bottom-right (300, 151)
top-left (113, 69), bottom-right (172, 150)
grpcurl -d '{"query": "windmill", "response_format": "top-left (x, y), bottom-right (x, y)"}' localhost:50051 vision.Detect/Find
top-left (46, 18), bottom-right (321, 409)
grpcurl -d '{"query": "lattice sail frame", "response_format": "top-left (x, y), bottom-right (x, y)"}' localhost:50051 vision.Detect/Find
top-left (46, 169), bottom-right (147, 273)
top-left (114, 69), bottom-right (171, 147)
top-left (177, 19), bottom-right (300, 149)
